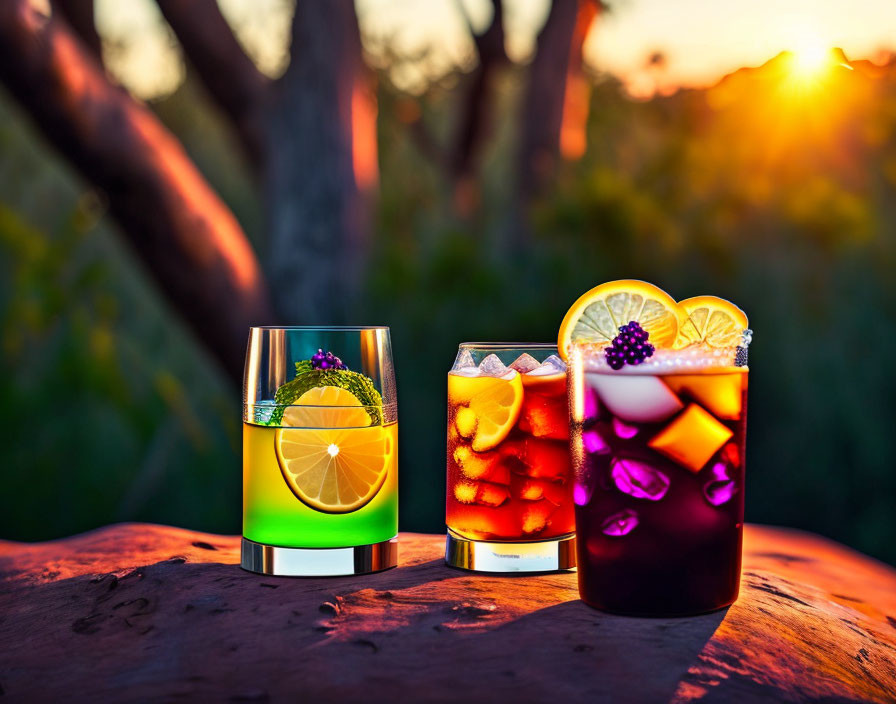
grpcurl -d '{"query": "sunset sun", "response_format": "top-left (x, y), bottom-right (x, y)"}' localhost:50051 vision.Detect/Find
top-left (789, 30), bottom-right (831, 78)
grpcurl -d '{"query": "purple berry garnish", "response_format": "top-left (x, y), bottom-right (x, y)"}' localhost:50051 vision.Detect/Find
top-left (310, 349), bottom-right (348, 371)
top-left (605, 321), bottom-right (655, 370)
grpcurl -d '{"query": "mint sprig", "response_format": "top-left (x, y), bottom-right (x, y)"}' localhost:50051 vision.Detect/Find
top-left (269, 361), bottom-right (383, 425)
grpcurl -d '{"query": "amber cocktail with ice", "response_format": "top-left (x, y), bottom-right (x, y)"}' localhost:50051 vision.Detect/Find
top-left (444, 344), bottom-right (575, 572)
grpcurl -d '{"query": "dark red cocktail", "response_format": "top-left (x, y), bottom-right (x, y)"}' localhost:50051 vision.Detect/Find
top-left (570, 357), bottom-right (748, 616)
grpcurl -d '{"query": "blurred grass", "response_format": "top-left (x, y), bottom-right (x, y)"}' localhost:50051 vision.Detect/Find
top-left (1, 58), bottom-right (895, 564)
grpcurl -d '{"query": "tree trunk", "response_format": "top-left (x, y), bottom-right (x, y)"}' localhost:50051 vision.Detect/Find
top-left (265, 0), bottom-right (371, 324)
top-left (517, 0), bottom-right (596, 205)
top-left (0, 0), bottom-right (274, 381)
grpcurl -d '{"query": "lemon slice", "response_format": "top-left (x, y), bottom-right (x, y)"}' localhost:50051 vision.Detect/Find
top-left (677, 296), bottom-right (748, 348)
top-left (281, 386), bottom-right (371, 429)
top-left (275, 425), bottom-right (392, 513)
top-left (448, 373), bottom-right (524, 452)
top-left (557, 280), bottom-right (682, 359)
top-left (275, 385), bottom-right (389, 513)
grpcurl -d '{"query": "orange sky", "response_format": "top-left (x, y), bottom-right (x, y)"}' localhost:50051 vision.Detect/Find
top-left (94, 0), bottom-right (896, 99)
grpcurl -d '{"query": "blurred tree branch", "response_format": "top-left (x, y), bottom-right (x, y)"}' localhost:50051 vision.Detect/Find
top-left (155, 0), bottom-right (270, 172)
top-left (517, 0), bottom-right (600, 204)
top-left (50, 0), bottom-right (101, 63)
top-left (0, 0), bottom-right (597, 381)
top-left (451, 0), bottom-right (507, 212)
top-left (0, 0), bottom-right (274, 381)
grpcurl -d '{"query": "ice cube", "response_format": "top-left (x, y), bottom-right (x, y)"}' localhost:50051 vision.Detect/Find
top-left (610, 458), bottom-right (670, 501)
top-left (507, 438), bottom-right (570, 480)
top-left (454, 406), bottom-right (477, 438)
top-left (252, 400), bottom-right (277, 425)
top-left (453, 445), bottom-right (511, 485)
top-left (601, 509), bottom-right (639, 536)
top-left (521, 501), bottom-right (556, 534)
top-left (721, 442), bottom-right (741, 468)
top-left (508, 353), bottom-right (540, 373)
top-left (648, 403), bottom-right (733, 473)
top-left (587, 373), bottom-right (684, 423)
top-left (612, 417), bottom-right (639, 439)
top-left (511, 475), bottom-right (567, 505)
top-left (584, 388), bottom-right (600, 420)
top-left (582, 429), bottom-right (610, 454)
top-left (704, 479), bottom-right (738, 506)
top-left (573, 484), bottom-right (590, 506)
top-left (527, 354), bottom-right (568, 376)
top-left (479, 353), bottom-right (510, 378)
top-left (519, 394), bottom-right (568, 440)
top-left (453, 480), bottom-right (509, 507)
top-left (449, 503), bottom-right (520, 539)
top-left (454, 348), bottom-right (476, 368)
top-left (710, 461), bottom-right (729, 480)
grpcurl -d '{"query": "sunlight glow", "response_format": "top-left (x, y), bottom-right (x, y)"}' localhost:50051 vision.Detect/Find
top-left (789, 29), bottom-right (832, 78)
top-left (327, 444), bottom-right (340, 458)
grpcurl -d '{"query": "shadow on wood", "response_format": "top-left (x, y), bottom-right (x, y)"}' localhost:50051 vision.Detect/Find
top-left (1, 524), bottom-right (895, 702)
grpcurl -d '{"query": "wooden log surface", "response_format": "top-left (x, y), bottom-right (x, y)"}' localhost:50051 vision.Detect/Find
top-left (1, 524), bottom-right (895, 703)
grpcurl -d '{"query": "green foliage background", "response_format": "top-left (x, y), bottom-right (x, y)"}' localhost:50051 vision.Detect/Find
top-left (1, 60), bottom-right (895, 564)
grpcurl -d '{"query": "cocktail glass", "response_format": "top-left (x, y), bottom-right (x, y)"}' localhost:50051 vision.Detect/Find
top-left (568, 339), bottom-right (749, 615)
top-left (444, 343), bottom-right (576, 572)
top-left (242, 326), bottom-right (398, 576)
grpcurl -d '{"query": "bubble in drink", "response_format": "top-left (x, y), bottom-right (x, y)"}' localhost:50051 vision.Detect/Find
top-left (601, 509), bottom-right (639, 537)
top-left (610, 458), bottom-right (670, 501)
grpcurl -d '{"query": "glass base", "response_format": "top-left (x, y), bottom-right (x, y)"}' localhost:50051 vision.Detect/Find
top-left (240, 536), bottom-right (398, 577)
top-left (444, 529), bottom-right (576, 573)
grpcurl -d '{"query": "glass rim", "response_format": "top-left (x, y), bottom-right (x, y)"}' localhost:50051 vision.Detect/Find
top-left (244, 402), bottom-right (397, 410)
top-left (249, 325), bottom-right (389, 332)
top-left (458, 341), bottom-right (556, 350)
top-left (581, 365), bottom-right (748, 376)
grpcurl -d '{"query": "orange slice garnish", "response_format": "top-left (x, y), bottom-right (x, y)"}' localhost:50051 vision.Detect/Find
top-left (558, 279), bottom-right (682, 359)
top-left (275, 386), bottom-right (390, 513)
top-left (448, 373), bottom-right (524, 452)
top-left (677, 295), bottom-right (749, 348)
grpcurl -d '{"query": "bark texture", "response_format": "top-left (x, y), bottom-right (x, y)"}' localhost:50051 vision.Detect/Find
top-left (1, 524), bottom-right (895, 703)
top-left (517, 0), bottom-right (596, 203)
top-left (265, 0), bottom-right (369, 324)
top-left (50, 0), bottom-right (101, 60)
top-left (452, 0), bottom-right (507, 200)
top-left (155, 0), bottom-right (269, 170)
top-left (0, 0), bottom-right (274, 381)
